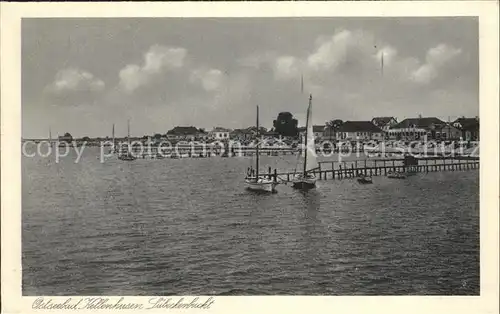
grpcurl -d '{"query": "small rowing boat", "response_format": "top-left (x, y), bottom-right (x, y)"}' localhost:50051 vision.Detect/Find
top-left (357, 175), bottom-right (373, 184)
top-left (387, 171), bottom-right (406, 179)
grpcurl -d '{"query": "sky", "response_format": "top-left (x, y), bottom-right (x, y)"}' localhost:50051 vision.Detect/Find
top-left (22, 17), bottom-right (478, 138)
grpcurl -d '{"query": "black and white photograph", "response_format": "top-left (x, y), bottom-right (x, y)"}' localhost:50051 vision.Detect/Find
top-left (1, 2), bottom-right (498, 311)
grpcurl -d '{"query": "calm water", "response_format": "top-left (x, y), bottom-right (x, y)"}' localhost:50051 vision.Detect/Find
top-left (22, 148), bottom-right (479, 295)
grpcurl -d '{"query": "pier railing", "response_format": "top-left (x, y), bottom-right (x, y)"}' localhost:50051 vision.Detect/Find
top-left (271, 157), bottom-right (479, 182)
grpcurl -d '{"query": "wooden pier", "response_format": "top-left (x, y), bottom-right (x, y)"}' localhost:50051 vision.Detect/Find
top-left (273, 156), bottom-right (479, 182)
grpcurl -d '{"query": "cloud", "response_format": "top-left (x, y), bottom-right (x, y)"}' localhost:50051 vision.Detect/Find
top-left (46, 68), bottom-right (105, 94)
top-left (230, 29), bottom-right (471, 126)
top-left (411, 64), bottom-right (438, 84)
top-left (270, 29), bottom-right (387, 82)
top-left (427, 44), bottom-right (462, 67)
top-left (307, 30), bottom-right (354, 71)
top-left (82, 30), bottom-right (469, 129)
top-left (375, 45), bottom-right (398, 66)
top-left (119, 45), bottom-right (187, 92)
top-left (269, 29), bottom-right (462, 89)
top-left (237, 52), bottom-right (277, 69)
top-left (190, 68), bottom-right (225, 91)
top-left (411, 44), bottom-right (462, 84)
top-left (267, 29), bottom-right (461, 90)
top-left (274, 56), bottom-right (302, 80)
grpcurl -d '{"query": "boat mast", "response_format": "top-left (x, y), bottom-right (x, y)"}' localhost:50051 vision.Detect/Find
top-left (256, 105), bottom-right (260, 179)
top-left (303, 94), bottom-right (312, 175)
top-left (127, 119), bottom-right (131, 153)
top-left (112, 123), bottom-right (115, 150)
top-left (49, 127), bottom-right (52, 146)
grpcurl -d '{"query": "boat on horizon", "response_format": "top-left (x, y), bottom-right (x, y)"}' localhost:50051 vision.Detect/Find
top-left (292, 94), bottom-right (319, 190)
top-left (118, 120), bottom-right (137, 161)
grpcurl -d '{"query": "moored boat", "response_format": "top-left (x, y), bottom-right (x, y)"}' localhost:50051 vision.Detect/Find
top-left (118, 120), bottom-right (137, 161)
top-left (357, 175), bottom-right (373, 184)
top-left (292, 172), bottom-right (316, 189)
top-left (118, 152), bottom-right (137, 161)
top-left (387, 170), bottom-right (406, 179)
top-left (244, 106), bottom-right (278, 193)
top-left (292, 94), bottom-right (319, 190)
top-left (245, 176), bottom-right (278, 193)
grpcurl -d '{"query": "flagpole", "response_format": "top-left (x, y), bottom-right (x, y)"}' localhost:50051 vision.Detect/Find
top-left (381, 51), bottom-right (384, 76)
top-left (301, 74), bottom-right (304, 94)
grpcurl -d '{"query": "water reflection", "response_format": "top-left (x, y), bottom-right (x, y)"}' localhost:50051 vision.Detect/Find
top-left (294, 189), bottom-right (331, 283)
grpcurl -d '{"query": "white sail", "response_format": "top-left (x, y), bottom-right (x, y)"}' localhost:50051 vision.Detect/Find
top-left (304, 96), bottom-right (319, 172)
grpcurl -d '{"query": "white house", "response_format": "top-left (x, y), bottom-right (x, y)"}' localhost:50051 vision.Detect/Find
top-left (388, 117), bottom-right (462, 141)
top-left (337, 121), bottom-right (384, 141)
top-left (210, 127), bottom-right (231, 140)
top-left (452, 117), bottom-right (480, 141)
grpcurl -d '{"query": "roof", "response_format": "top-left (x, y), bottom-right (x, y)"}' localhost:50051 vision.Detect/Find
top-left (338, 121), bottom-right (383, 133)
top-left (211, 127), bottom-right (231, 132)
top-left (452, 118), bottom-right (479, 130)
top-left (391, 117), bottom-right (445, 129)
top-left (298, 125), bottom-right (325, 133)
top-left (231, 128), bottom-right (253, 134)
top-left (313, 125), bottom-right (326, 132)
top-left (167, 126), bottom-right (200, 135)
top-left (263, 131), bottom-right (279, 135)
top-left (372, 117), bottom-right (395, 127)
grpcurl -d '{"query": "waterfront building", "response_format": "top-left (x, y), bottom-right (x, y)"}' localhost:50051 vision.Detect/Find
top-left (166, 126), bottom-right (206, 141)
top-left (452, 117), bottom-right (480, 141)
top-left (337, 121), bottom-right (384, 141)
top-left (209, 127), bottom-right (231, 140)
top-left (438, 123), bottom-right (462, 140)
top-left (299, 125), bottom-right (326, 141)
top-left (230, 128), bottom-right (255, 142)
top-left (388, 117), bottom-right (462, 141)
top-left (262, 130), bottom-right (279, 138)
top-left (313, 125), bottom-right (326, 140)
top-left (371, 117), bottom-right (398, 132)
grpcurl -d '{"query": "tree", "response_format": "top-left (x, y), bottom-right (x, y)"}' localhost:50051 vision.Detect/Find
top-left (273, 112), bottom-right (298, 137)
top-left (81, 136), bottom-right (91, 142)
top-left (326, 119), bottom-right (343, 130)
top-left (247, 126), bottom-right (267, 134)
top-left (58, 132), bottom-right (73, 143)
top-left (326, 119), bottom-right (343, 140)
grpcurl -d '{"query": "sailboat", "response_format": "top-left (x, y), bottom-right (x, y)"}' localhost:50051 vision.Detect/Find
top-left (292, 94), bottom-right (319, 189)
top-left (244, 106), bottom-right (279, 193)
top-left (112, 123), bottom-right (116, 153)
top-left (118, 119), bottom-right (137, 161)
top-left (48, 127), bottom-right (53, 147)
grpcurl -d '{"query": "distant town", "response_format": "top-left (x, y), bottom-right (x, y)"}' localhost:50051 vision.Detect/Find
top-left (23, 114), bottom-right (480, 146)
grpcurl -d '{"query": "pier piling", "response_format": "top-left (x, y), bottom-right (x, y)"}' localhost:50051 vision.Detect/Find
top-left (274, 156), bottom-right (479, 183)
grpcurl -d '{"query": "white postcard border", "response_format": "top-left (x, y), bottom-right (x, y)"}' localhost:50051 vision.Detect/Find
top-left (1, 2), bottom-right (498, 314)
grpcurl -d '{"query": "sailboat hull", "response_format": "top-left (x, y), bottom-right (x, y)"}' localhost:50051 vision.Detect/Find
top-left (292, 180), bottom-right (316, 189)
top-left (245, 178), bottom-right (278, 193)
top-left (291, 174), bottom-right (316, 189)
